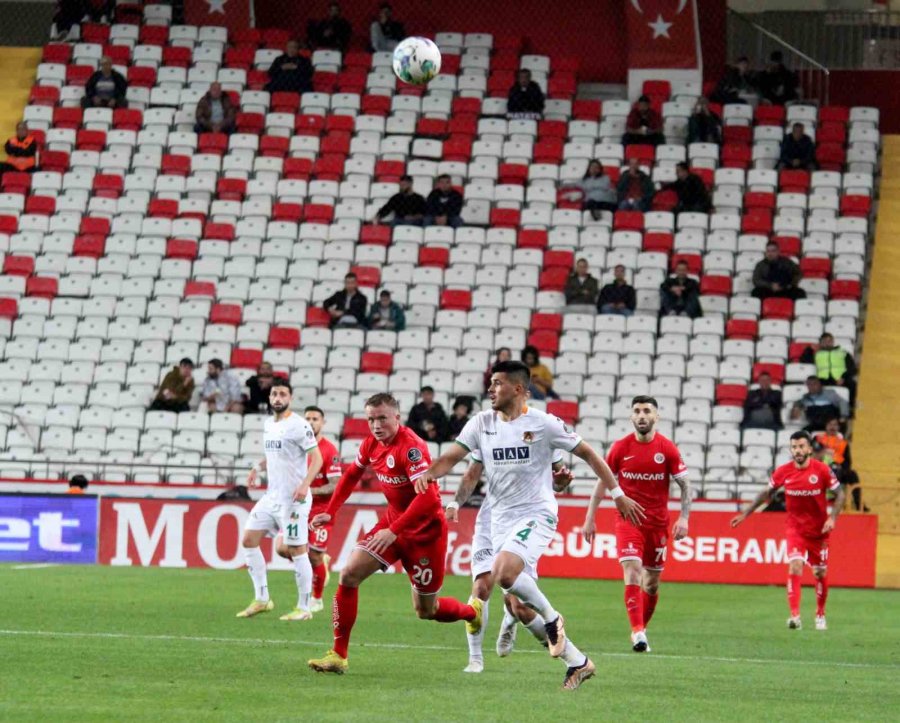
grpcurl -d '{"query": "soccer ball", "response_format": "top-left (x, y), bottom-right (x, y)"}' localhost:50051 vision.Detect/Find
top-left (392, 36), bottom-right (442, 85)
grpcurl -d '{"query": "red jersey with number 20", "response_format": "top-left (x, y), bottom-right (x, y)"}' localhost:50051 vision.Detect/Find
top-left (606, 433), bottom-right (688, 527)
top-left (769, 459), bottom-right (839, 540)
top-left (310, 436), bottom-right (342, 515)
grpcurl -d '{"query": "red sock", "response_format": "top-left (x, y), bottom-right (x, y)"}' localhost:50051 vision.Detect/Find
top-left (312, 561), bottom-right (327, 599)
top-left (332, 584), bottom-right (358, 659)
top-left (787, 573), bottom-right (802, 617)
top-left (642, 590), bottom-right (659, 626)
top-left (815, 576), bottom-right (828, 616)
top-left (433, 597), bottom-right (476, 623)
top-left (625, 584), bottom-right (644, 632)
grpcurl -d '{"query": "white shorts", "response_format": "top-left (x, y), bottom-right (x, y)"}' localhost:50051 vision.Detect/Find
top-left (471, 505), bottom-right (494, 580)
top-left (491, 510), bottom-right (556, 580)
top-left (245, 496), bottom-right (310, 547)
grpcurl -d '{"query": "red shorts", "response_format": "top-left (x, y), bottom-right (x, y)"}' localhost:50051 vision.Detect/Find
top-left (308, 521), bottom-right (331, 552)
top-left (357, 517), bottom-right (447, 595)
top-left (615, 518), bottom-right (669, 571)
top-left (787, 532), bottom-right (829, 568)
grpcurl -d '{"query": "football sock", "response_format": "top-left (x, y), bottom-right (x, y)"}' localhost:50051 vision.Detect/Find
top-left (293, 552), bottom-right (313, 611)
top-left (815, 576), bottom-right (828, 616)
top-left (560, 640), bottom-right (587, 668)
top-left (434, 597), bottom-right (477, 623)
top-left (504, 573), bottom-right (559, 623)
top-left (525, 615), bottom-right (548, 642)
top-left (243, 546), bottom-right (269, 603)
top-left (625, 584), bottom-right (644, 632)
top-left (466, 597), bottom-right (490, 659)
top-left (502, 606), bottom-right (518, 627)
top-left (312, 560), bottom-right (328, 599)
top-left (787, 573), bottom-right (802, 617)
top-left (642, 590), bottom-right (659, 626)
top-left (333, 584), bottom-right (358, 659)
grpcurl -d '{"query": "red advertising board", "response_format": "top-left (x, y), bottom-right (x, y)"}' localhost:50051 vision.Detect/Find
top-left (98, 499), bottom-right (877, 587)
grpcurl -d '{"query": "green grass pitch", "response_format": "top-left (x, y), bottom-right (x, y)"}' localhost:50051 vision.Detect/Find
top-left (0, 565), bottom-right (898, 721)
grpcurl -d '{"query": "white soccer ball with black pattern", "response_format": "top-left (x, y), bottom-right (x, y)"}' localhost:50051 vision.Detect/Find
top-left (392, 36), bottom-right (442, 85)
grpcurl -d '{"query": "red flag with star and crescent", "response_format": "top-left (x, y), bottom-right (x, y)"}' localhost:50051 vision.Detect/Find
top-left (184, 0), bottom-right (251, 35)
top-left (626, 0), bottom-right (700, 69)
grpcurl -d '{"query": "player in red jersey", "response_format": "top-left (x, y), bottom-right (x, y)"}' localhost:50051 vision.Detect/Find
top-left (732, 430), bottom-right (845, 631)
top-left (582, 395), bottom-right (690, 653)
top-left (307, 393), bottom-right (481, 674)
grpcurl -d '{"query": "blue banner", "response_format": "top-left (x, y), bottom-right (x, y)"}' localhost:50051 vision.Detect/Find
top-left (0, 494), bottom-right (99, 564)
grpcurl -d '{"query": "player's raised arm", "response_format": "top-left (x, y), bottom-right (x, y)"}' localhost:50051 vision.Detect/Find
top-left (293, 445), bottom-right (323, 503)
top-left (414, 440), bottom-right (470, 493)
top-left (446, 460), bottom-right (483, 521)
top-left (730, 486), bottom-right (776, 527)
top-left (574, 441), bottom-right (645, 533)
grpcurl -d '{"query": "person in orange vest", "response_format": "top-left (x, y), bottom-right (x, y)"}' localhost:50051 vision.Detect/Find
top-left (66, 474), bottom-right (89, 494)
top-left (1, 122), bottom-right (38, 176)
top-left (814, 417), bottom-right (868, 512)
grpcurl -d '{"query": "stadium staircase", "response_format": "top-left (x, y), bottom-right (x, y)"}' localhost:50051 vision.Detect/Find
top-left (854, 135), bottom-right (900, 588)
top-left (0, 48), bottom-right (42, 142)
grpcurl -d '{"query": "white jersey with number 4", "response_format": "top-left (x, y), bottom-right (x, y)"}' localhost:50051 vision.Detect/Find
top-left (456, 407), bottom-right (582, 525)
top-left (263, 412), bottom-right (318, 502)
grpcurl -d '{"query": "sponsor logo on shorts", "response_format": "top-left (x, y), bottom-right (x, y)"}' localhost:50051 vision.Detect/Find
top-left (473, 548), bottom-right (493, 563)
top-left (654, 453), bottom-right (665, 464)
top-left (491, 446), bottom-right (531, 463)
top-left (623, 542), bottom-right (638, 555)
top-left (407, 448), bottom-right (423, 463)
top-left (386, 454), bottom-right (395, 468)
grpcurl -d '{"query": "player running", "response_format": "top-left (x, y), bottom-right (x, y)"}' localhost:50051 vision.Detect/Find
top-left (452, 452), bottom-right (572, 673)
top-left (582, 395), bottom-right (691, 653)
top-left (307, 393), bottom-right (481, 675)
top-left (420, 360), bottom-right (644, 690)
top-left (731, 430), bottom-right (845, 631)
top-left (237, 379), bottom-right (323, 621)
top-left (274, 405), bottom-right (342, 613)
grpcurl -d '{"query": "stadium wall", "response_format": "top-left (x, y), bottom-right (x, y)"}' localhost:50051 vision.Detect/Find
top-left (829, 72), bottom-right (900, 134)
top-left (253, 0), bottom-right (728, 83)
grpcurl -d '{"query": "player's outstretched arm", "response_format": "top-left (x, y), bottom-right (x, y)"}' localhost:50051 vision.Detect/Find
top-left (730, 487), bottom-right (774, 527)
top-left (573, 441), bottom-right (645, 528)
top-left (293, 446), bottom-right (323, 503)
top-left (447, 461), bottom-right (483, 522)
top-left (415, 442), bottom-right (469, 494)
top-left (672, 475), bottom-right (692, 540)
top-left (823, 483), bottom-right (846, 534)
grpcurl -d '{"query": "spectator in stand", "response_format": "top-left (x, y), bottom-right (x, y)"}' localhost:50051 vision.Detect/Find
top-left (687, 97), bottom-right (722, 144)
top-left (741, 371), bottom-right (783, 430)
top-left (244, 362), bottom-right (276, 414)
top-left (200, 359), bottom-right (244, 414)
top-left (373, 174), bottom-right (426, 226)
top-left (370, 3), bottom-right (405, 52)
top-left (623, 95), bottom-right (664, 147)
top-left (52, 0), bottom-right (84, 41)
top-left (484, 347), bottom-right (512, 393)
top-left (367, 288), bottom-right (406, 331)
top-left (447, 397), bottom-right (473, 440)
top-left (407, 386), bottom-right (449, 442)
top-left (266, 40), bottom-right (313, 94)
top-left (815, 417), bottom-right (868, 511)
top-left (521, 345), bottom-right (559, 400)
top-left (616, 157), bottom-right (655, 211)
top-left (598, 264), bottom-right (636, 317)
top-left (423, 174), bottom-right (464, 227)
top-left (660, 260), bottom-right (703, 318)
top-left (667, 162), bottom-right (711, 214)
top-left (0, 122), bottom-right (38, 177)
top-left (564, 257), bottom-right (599, 311)
top-left (791, 376), bottom-right (850, 431)
top-left (66, 474), bottom-right (89, 494)
top-left (150, 357), bottom-right (196, 413)
top-left (801, 332), bottom-right (857, 405)
top-left (507, 69), bottom-right (545, 119)
top-left (778, 122), bottom-right (816, 171)
top-left (757, 51), bottom-right (798, 106)
top-left (752, 241), bottom-right (807, 300)
top-left (710, 55), bottom-right (758, 105)
top-left (323, 272), bottom-right (368, 329)
top-left (576, 159), bottom-right (618, 219)
top-left (82, 56), bottom-right (128, 109)
top-left (307, 1), bottom-right (352, 53)
top-left (194, 82), bottom-right (236, 135)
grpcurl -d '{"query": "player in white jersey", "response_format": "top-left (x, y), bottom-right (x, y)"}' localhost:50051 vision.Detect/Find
top-left (452, 449), bottom-right (571, 673)
top-left (237, 379), bottom-right (323, 620)
top-left (419, 360), bottom-right (645, 690)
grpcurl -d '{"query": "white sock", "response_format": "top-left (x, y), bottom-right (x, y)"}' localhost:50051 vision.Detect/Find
top-left (293, 552), bottom-right (313, 611)
top-left (466, 597), bottom-right (489, 661)
top-left (503, 573), bottom-right (559, 623)
top-left (243, 546), bottom-right (269, 602)
top-left (501, 606), bottom-right (517, 629)
top-left (560, 640), bottom-right (587, 668)
top-left (525, 615), bottom-right (548, 642)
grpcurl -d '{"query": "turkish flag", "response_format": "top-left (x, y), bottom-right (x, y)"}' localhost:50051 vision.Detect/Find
top-left (626, 0), bottom-right (700, 69)
top-left (184, 0), bottom-right (251, 35)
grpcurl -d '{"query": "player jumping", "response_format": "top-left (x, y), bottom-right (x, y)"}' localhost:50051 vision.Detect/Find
top-left (420, 361), bottom-right (644, 690)
top-left (238, 379), bottom-right (323, 621)
top-left (582, 395), bottom-right (691, 653)
top-left (731, 430), bottom-right (845, 631)
top-left (307, 393), bottom-right (481, 675)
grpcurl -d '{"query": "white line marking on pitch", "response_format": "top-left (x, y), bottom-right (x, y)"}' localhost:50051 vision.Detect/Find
top-left (11, 564), bottom-right (59, 570)
top-left (0, 629), bottom-right (894, 671)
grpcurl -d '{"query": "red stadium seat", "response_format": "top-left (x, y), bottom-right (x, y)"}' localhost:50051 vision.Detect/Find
top-left (92, 174), bottom-right (123, 198)
top-left (624, 144), bottom-right (655, 165)
top-left (840, 195), bottom-right (872, 218)
top-left (0, 297), bottom-right (18, 318)
top-left (80, 22), bottom-right (110, 44)
top-left (442, 137), bottom-right (473, 162)
top-left (198, 133), bottom-right (228, 155)
top-left (360, 224), bottom-right (392, 246)
top-left (527, 330), bottom-right (559, 357)
top-left (210, 303), bottom-right (242, 325)
top-left (643, 232), bottom-right (674, 253)
top-left (761, 298), bottom-right (794, 320)
top-left (741, 210), bottom-right (773, 235)
top-left (416, 118), bottom-right (447, 137)
top-left (543, 250), bottom-right (574, 270)
top-left (283, 158), bottom-right (313, 180)
top-left (113, 109), bottom-right (143, 131)
top-left (490, 208), bottom-right (520, 228)
top-left (725, 318), bottom-right (758, 340)
top-left (375, 160), bottom-right (405, 182)
top-left (778, 170), bottom-right (810, 194)
top-left (498, 163), bottom-right (528, 185)
top-left (613, 210), bottom-right (643, 231)
top-left (166, 239), bottom-right (198, 260)
top-left (140, 25), bottom-right (169, 45)
top-left (162, 46), bottom-right (192, 68)
top-left (29, 85), bottom-right (60, 106)
top-left (312, 154), bottom-right (345, 180)
top-left (538, 120), bottom-right (567, 139)
top-left (752, 363), bottom-right (785, 385)
top-left (754, 105), bottom-right (785, 126)
top-left (182, 281), bottom-right (215, 298)
top-left (42, 43), bottom-right (71, 64)
top-left (546, 400), bottom-right (579, 424)
top-left (342, 418), bottom-right (370, 439)
top-left (715, 384), bottom-right (748, 406)
top-left (127, 66), bottom-right (157, 88)
top-left (236, 112), bottom-right (264, 135)
top-left (722, 143), bottom-right (752, 169)
top-left (533, 138), bottom-right (563, 164)
top-left (530, 313), bottom-right (562, 333)
top-left (722, 126), bottom-right (751, 145)
top-left (351, 265), bottom-right (380, 287)
top-left (3, 255), bottom-right (34, 276)
top-left (216, 178), bottom-right (247, 201)
top-left (305, 307), bottom-right (331, 328)
top-left (0, 215), bottom-right (18, 234)
top-left (440, 289), bottom-right (472, 311)
top-left (700, 275), bottom-right (733, 296)
top-left (361, 352), bottom-right (393, 375)
top-left (2, 173), bottom-right (31, 195)
top-left (272, 203), bottom-right (303, 222)
top-left (231, 348), bottom-right (263, 369)
top-left (65, 65), bottom-right (94, 87)
top-left (162, 154), bottom-right (190, 176)
top-left (819, 106), bottom-right (849, 124)
top-left (830, 279), bottom-right (861, 300)
top-left (670, 253), bottom-right (702, 275)
top-left (743, 191), bottom-right (775, 211)
top-left (573, 99), bottom-right (602, 120)
top-left (518, 229), bottom-right (548, 249)
top-left (448, 116), bottom-right (477, 138)
top-left (651, 189), bottom-right (678, 212)
top-left (149, 199), bottom-right (179, 218)
top-left (73, 235), bottom-right (106, 258)
top-left (259, 135), bottom-right (289, 157)
top-left (344, 51), bottom-right (372, 68)
top-left (771, 236), bottom-right (801, 258)
top-left (204, 222), bottom-right (235, 241)
top-left (816, 143), bottom-right (846, 172)
top-left (361, 95), bottom-right (391, 116)
top-left (77, 129), bottom-right (106, 152)
top-left (642, 79), bottom-right (671, 102)
top-left (304, 204), bottom-right (334, 223)
top-left (25, 196), bottom-right (55, 215)
top-left (79, 216), bottom-right (110, 236)
top-left (40, 150), bottom-right (69, 173)
top-left (267, 326), bottom-right (301, 349)
top-left (25, 277), bottom-right (58, 298)
top-left (790, 342), bottom-right (815, 362)
top-left (538, 267), bottom-right (569, 292)
top-left (419, 246), bottom-right (449, 268)
top-left (817, 124), bottom-right (847, 145)
top-left (799, 256), bottom-right (832, 279)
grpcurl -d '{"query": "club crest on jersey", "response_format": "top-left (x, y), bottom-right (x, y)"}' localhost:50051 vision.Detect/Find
top-left (809, 474), bottom-right (818, 483)
top-left (523, 431), bottom-right (534, 443)
top-left (387, 454), bottom-right (395, 468)
top-left (407, 448), bottom-right (422, 463)
top-left (653, 453), bottom-right (665, 464)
